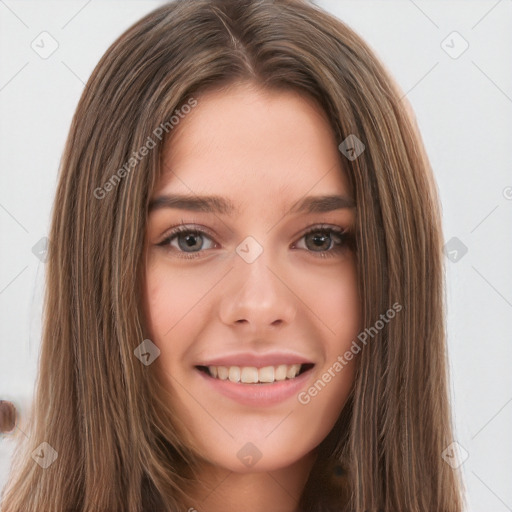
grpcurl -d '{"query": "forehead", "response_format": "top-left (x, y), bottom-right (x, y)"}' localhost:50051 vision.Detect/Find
top-left (154, 82), bottom-right (352, 210)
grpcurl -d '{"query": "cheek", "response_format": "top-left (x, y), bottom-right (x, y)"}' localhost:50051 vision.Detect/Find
top-left (143, 266), bottom-right (201, 394)
top-left (143, 267), bottom-right (175, 340)
top-left (143, 263), bottom-right (206, 339)
top-left (143, 262), bottom-right (222, 375)
top-left (298, 256), bottom-right (361, 345)
top-left (332, 273), bottom-right (362, 348)
top-left (297, 258), bottom-right (361, 404)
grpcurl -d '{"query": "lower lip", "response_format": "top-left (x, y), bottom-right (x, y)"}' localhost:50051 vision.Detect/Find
top-left (195, 367), bottom-right (314, 407)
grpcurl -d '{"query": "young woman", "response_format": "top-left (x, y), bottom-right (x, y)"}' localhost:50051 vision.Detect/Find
top-left (1, 0), bottom-right (465, 510)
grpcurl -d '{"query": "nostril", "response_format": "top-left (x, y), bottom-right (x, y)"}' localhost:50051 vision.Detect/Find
top-left (0, 400), bottom-right (17, 434)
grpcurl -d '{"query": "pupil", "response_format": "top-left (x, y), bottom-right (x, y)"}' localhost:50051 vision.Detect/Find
top-left (310, 232), bottom-right (330, 251)
top-left (180, 233), bottom-right (201, 251)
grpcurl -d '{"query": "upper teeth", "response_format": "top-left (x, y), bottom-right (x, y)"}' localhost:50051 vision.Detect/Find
top-left (207, 364), bottom-right (302, 384)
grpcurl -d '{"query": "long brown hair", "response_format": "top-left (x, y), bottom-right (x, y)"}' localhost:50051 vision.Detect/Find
top-left (1, 0), bottom-right (465, 510)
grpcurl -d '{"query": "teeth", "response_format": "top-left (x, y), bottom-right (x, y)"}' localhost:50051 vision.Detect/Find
top-left (286, 365), bottom-right (299, 379)
top-left (275, 364), bottom-right (287, 381)
top-left (216, 366), bottom-right (228, 380)
top-left (205, 363), bottom-right (303, 383)
top-left (228, 366), bottom-right (240, 383)
top-left (240, 367), bottom-right (258, 383)
top-left (259, 366), bottom-right (274, 383)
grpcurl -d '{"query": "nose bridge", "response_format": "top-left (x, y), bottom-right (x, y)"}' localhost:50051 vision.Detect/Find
top-left (238, 243), bottom-right (277, 301)
top-left (218, 237), bottom-right (296, 327)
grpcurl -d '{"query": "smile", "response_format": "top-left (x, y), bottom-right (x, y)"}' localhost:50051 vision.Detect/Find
top-left (196, 363), bottom-right (314, 384)
top-left (195, 363), bottom-right (315, 406)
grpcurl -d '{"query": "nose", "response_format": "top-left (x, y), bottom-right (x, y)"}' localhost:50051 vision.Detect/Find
top-left (218, 248), bottom-right (297, 329)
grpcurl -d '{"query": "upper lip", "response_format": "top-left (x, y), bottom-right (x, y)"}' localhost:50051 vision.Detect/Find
top-left (195, 351), bottom-right (315, 368)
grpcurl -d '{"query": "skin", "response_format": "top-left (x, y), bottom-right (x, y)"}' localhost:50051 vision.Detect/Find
top-left (142, 81), bottom-right (362, 512)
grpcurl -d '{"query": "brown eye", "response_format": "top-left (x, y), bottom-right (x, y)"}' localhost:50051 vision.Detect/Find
top-left (293, 225), bottom-right (352, 258)
top-left (304, 230), bottom-right (338, 251)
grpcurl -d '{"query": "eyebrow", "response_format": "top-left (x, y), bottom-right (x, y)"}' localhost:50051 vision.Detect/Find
top-left (148, 193), bottom-right (355, 215)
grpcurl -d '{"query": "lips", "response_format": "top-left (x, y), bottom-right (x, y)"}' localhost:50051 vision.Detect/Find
top-left (195, 363), bottom-right (315, 406)
top-left (193, 351), bottom-right (316, 405)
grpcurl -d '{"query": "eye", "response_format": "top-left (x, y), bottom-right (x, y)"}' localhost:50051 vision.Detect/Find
top-left (157, 224), bottom-right (217, 259)
top-left (293, 224), bottom-right (353, 258)
top-left (156, 223), bottom-right (354, 260)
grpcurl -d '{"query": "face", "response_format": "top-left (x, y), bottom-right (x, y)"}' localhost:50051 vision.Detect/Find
top-left (143, 82), bottom-right (362, 474)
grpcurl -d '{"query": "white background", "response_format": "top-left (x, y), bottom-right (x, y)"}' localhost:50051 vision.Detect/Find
top-left (1, 1), bottom-right (511, 510)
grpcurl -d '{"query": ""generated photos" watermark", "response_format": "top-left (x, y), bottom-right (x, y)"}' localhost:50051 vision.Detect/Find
top-left (93, 97), bottom-right (197, 200)
top-left (298, 301), bottom-right (403, 405)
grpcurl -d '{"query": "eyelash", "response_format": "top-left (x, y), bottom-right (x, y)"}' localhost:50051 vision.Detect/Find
top-left (156, 222), bottom-right (354, 260)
